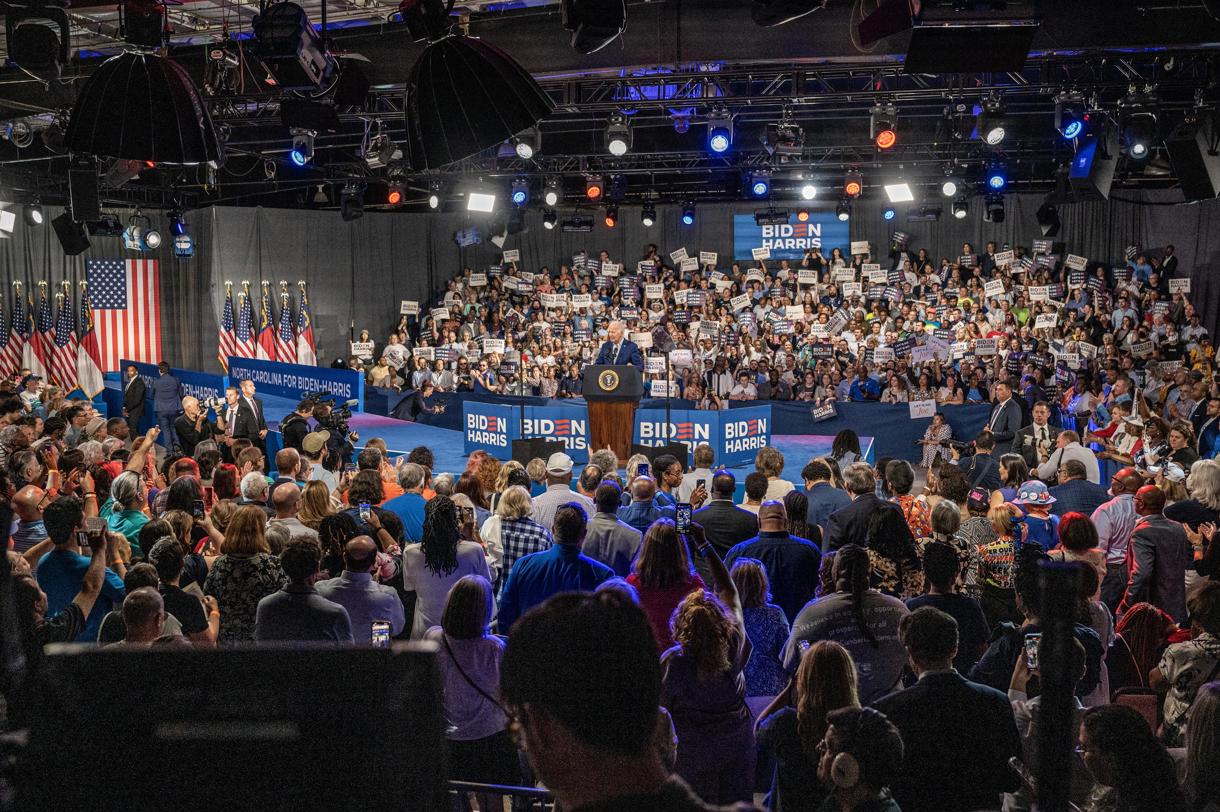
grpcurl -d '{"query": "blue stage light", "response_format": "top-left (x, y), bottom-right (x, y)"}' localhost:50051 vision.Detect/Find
top-left (986, 168), bottom-right (1008, 191)
top-left (751, 179), bottom-right (769, 197)
top-left (1062, 119), bottom-right (1083, 139)
top-left (290, 149), bottom-right (307, 166)
top-left (511, 189), bottom-right (527, 205)
top-left (681, 201), bottom-right (696, 225)
top-left (709, 128), bottom-right (731, 153)
top-left (882, 207), bottom-right (896, 221)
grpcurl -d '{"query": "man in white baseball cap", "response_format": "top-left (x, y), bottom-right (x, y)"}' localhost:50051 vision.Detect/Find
top-left (531, 451), bottom-right (594, 532)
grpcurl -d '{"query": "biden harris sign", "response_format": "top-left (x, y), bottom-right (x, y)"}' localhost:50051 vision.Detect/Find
top-left (464, 402), bottom-right (590, 462)
top-left (633, 405), bottom-right (772, 468)
top-left (733, 210), bottom-right (850, 261)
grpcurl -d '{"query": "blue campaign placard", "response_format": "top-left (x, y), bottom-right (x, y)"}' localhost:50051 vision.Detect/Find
top-left (717, 405), bottom-right (772, 467)
top-left (464, 401), bottom-right (520, 458)
top-left (121, 358), bottom-right (227, 405)
top-left (732, 210), bottom-right (850, 261)
top-left (227, 356), bottom-right (364, 411)
top-left (521, 405), bottom-right (590, 463)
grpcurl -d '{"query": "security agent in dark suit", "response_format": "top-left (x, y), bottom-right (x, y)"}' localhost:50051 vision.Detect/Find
top-left (823, 462), bottom-right (887, 552)
top-left (873, 606), bottom-right (1022, 812)
top-left (122, 364), bottom-right (146, 435)
top-left (985, 381), bottom-right (1024, 455)
top-left (220, 384), bottom-right (265, 458)
top-left (593, 320), bottom-right (644, 371)
top-left (692, 470), bottom-right (759, 578)
top-left (952, 431), bottom-right (1002, 492)
top-left (1014, 400), bottom-right (1063, 470)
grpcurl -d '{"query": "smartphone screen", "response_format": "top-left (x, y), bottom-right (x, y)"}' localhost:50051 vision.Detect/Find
top-left (696, 479), bottom-right (706, 490)
top-left (358, 502), bottom-right (372, 521)
top-left (1024, 633), bottom-right (1041, 670)
top-left (461, 506), bottom-right (474, 524)
top-left (192, 499), bottom-right (206, 520)
top-left (637, 462), bottom-right (650, 478)
top-left (675, 503), bottom-right (692, 533)
top-left (371, 621), bottom-right (391, 648)
top-left (76, 529), bottom-right (91, 550)
top-left (344, 462), bottom-right (358, 475)
top-left (202, 485), bottom-right (215, 511)
top-left (84, 516), bottom-right (104, 542)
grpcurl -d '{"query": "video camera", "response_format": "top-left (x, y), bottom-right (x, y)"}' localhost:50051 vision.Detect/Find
top-left (302, 389), bottom-right (358, 440)
top-left (939, 439), bottom-right (976, 454)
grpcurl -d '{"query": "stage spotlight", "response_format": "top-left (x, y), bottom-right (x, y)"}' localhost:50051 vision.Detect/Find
top-left (985, 163), bottom-right (1008, 192)
top-left (641, 203), bottom-right (656, 227)
top-left (799, 183), bottom-right (817, 200)
top-left (871, 101), bottom-right (898, 149)
top-left (511, 177), bottom-right (530, 207)
top-left (762, 120), bottom-right (804, 161)
top-left (836, 200), bottom-right (851, 221)
top-left (604, 206), bottom-right (618, 228)
top-left (585, 176), bottom-right (604, 200)
top-left (544, 177), bottom-right (560, 206)
top-left (707, 108), bottom-right (733, 154)
top-left (985, 195), bottom-right (1005, 223)
top-left (796, 209), bottom-right (809, 222)
top-left (681, 201), bottom-right (696, 226)
top-left (941, 176), bottom-right (959, 197)
top-left (428, 180), bottom-right (441, 209)
top-left (542, 208), bottom-right (557, 229)
top-left (122, 210), bottom-right (160, 251)
top-left (6, 5), bottom-right (70, 80)
top-left (843, 170), bottom-right (863, 198)
top-left (976, 96), bottom-right (1007, 146)
top-left (169, 209), bottom-right (193, 257)
top-left (749, 170), bottom-right (771, 198)
top-left (882, 206), bottom-right (896, 221)
top-left (386, 182), bottom-right (405, 206)
top-left (289, 128), bottom-right (314, 166)
top-left (466, 187), bottom-right (497, 213)
top-left (340, 184), bottom-right (364, 221)
top-left (1121, 96), bottom-right (1157, 161)
top-left (364, 127), bottom-right (397, 169)
top-left (1055, 91), bottom-right (1087, 140)
top-left (606, 113), bottom-right (631, 156)
top-left (23, 204), bottom-right (43, 227)
top-left (253, 2), bottom-right (337, 90)
top-left (884, 182), bottom-right (914, 203)
top-left (513, 127), bottom-right (541, 160)
top-left (952, 199), bottom-right (969, 219)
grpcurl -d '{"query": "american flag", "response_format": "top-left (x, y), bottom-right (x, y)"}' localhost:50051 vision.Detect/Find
top-left (217, 287), bottom-right (237, 371)
top-left (85, 259), bottom-right (161, 371)
top-left (76, 288), bottom-right (104, 396)
top-left (296, 286), bottom-right (317, 366)
top-left (7, 290), bottom-right (26, 378)
top-left (276, 292), bottom-right (296, 363)
top-left (50, 293), bottom-right (79, 391)
top-left (256, 291), bottom-right (276, 361)
top-left (22, 294), bottom-right (49, 380)
top-left (236, 292), bottom-right (256, 358)
top-left (0, 298), bottom-right (13, 379)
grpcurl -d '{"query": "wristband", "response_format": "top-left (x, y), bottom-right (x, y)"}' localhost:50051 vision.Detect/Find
top-left (83, 492), bottom-right (96, 497)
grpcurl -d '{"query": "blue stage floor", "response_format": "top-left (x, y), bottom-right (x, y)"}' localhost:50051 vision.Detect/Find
top-left (259, 395), bottom-right (874, 487)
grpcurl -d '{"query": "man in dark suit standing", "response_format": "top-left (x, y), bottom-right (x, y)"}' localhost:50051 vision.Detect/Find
top-left (823, 462), bottom-right (886, 552)
top-left (593, 320), bottom-right (644, 372)
top-left (1118, 485), bottom-right (1192, 623)
top-left (122, 364), bottom-right (146, 436)
top-left (692, 470), bottom-right (758, 581)
top-left (238, 379), bottom-right (269, 450)
top-left (221, 384), bottom-right (265, 457)
top-left (985, 380), bottom-right (1023, 455)
top-left (1014, 400), bottom-right (1062, 470)
top-left (873, 607), bottom-right (1021, 812)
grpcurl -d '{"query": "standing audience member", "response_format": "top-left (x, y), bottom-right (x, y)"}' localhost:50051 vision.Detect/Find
top-left (824, 463), bottom-right (886, 552)
top-left (1050, 459), bottom-right (1111, 517)
top-left (531, 452), bottom-right (594, 532)
top-left (740, 473), bottom-right (769, 514)
top-left (619, 476), bottom-right (676, 534)
top-left (802, 459), bottom-right (851, 534)
top-left (580, 481), bottom-right (643, 577)
top-left (814, 707), bottom-right (905, 812)
top-left (316, 535), bottom-right (406, 643)
top-left (628, 519), bottom-right (706, 653)
top-left (1093, 467), bottom-right (1145, 610)
top-left (113, 587), bottom-right (168, 646)
top-left (728, 558), bottom-right (790, 713)
top-left (403, 495), bottom-right (492, 638)
top-left (906, 542), bottom-right (989, 673)
top-left (692, 471), bottom-right (759, 572)
top-left (204, 505), bottom-right (287, 644)
top-left (725, 500), bottom-right (821, 625)
top-left (34, 496), bottom-right (126, 642)
top-left (254, 538), bottom-right (353, 643)
top-left (493, 485), bottom-right (553, 595)
top-left (1151, 580), bottom-right (1220, 746)
top-left (1118, 485), bottom-right (1192, 623)
top-left (147, 537), bottom-right (219, 645)
top-left (678, 444), bottom-right (716, 502)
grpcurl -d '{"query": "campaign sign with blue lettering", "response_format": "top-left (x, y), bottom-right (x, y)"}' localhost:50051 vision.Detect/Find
top-left (464, 401), bottom-right (519, 457)
top-left (521, 405), bottom-right (589, 463)
top-left (633, 409), bottom-right (719, 464)
top-left (733, 211), bottom-right (850, 261)
top-left (121, 358), bottom-right (227, 409)
top-left (718, 405), bottom-right (772, 467)
top-left (227, 356), bottom-right (363, 411)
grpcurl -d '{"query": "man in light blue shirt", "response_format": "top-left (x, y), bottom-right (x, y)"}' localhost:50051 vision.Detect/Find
top-left (382, 462), bottom-right (427, 543)
top-left (316, 536), bottom-right (405, 643)
top-left (617, 477), bottom-right (675, 535)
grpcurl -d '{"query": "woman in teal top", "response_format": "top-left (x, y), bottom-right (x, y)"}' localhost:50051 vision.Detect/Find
top-left (106, 470), bottom-right (150, 556)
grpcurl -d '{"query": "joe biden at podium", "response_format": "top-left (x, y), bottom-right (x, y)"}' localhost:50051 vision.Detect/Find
top-left (594, 320), bottom-right (644, 371)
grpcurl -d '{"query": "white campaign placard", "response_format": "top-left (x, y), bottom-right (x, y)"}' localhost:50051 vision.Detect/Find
top-left (502, 276), bottom-right (519, 291)
top-left (400, 300), bottom-right (419, 315)
top-left (350, 341), bottom-right (375, 358)
top-left (993, 250), bottom-right (1015, 268)
top-left (866, 266), bottom-right (888, 284)
top-left (541, 293), bottom-right (563, 309)
top-left (1064, 254), bottom-right (1088, 271)
top-left (909, 399), bottom-right (937, 419)
top-left (752, 247), bottom-right (771, 261)
top-left (430, 307), bottom-right (450, 322)
top-left (715, 279), bottom-right (733, 291)
top-left (1077, 342), bottom-right (1098, 359)
top-left (786, 305), bottom-right (805, 320)
top-left (644, 357), bottom-right (666, 374)
top-left (602, 262), bottom-right (621, 276)
top-left (1034, 313), bottom-right (1058, 331)
top-left (1062, 352), bottom-right (1082, 369)
top-left (911, 345), bottom-right (934, 364)
top-left (842, 282), bottom-right (863, 298)
top-left (631, 331), bottom-right (654, 349)
top-left (570, 294), bottom-right (592, 309)
top-left (482, 338), bottom-right (505, 354)
top-left (650, 380), bottom-right (675, 398)
top-left (974, 338), bottom-right (998, 356)
top-left (468, 273), bottom-right (487, 287)
top-left (798, 269), bottom-right (818, 285)
top-left (745, 270), bottom-right (766, 284)
top-left (851, 241), bottom-right (871, 256)
top-left (669, 247), bottom-right (689, 263)
top-left (680, 257), bottom-right (700, 272)
top-left (984, 280), bottom-right (1005, 298)
top-left (951, 341), bottom-right (970, 358)
top-left (520, 271), bottom-right (534, 283)
top-left (637, 260), bottom-right (653, 274)
top-left (834, 268), bottom-right (856, 283)
top-left (645, 284), bottom-right (664, 300)
top-left (1029, 286), bottom-right (1050, 302)
top-left (1169, 278), bottom-right (1191, 293)
top-left (699, 251), bottom-right (718, 265)
top-left (1130, 339), bottom-right (1154, 358)
top-left (873, 347), bottom-right (895, 362)
top-left (731, 294), bottom-right (751, 311)
top-left (811, 323), bottom-right (829, 337)
top-left (670, 349), bottom-right (694, 367)
top-left (502, 249), bottom-right (520, 262)
top-left (412, 346), bottom-right (434, 360)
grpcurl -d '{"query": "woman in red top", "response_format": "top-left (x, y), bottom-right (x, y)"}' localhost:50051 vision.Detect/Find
top-left (627, 518), bottom-right (705, 652)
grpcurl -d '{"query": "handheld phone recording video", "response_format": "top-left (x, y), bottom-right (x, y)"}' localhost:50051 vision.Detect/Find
top-left (637, 462), bottom-right (650, 478)
top-left (84, 516), bottom-right (105, 542)
top-left (675, 503), bottom-right (692, 533)
top-left (697, 479), bottom-right (706, 490)
top-left (1024, 633), bottom-right (1041, 671)
top-left (461, 506), bottom-right (474, 524)
top-left (76, 529), bottom-right (91, 549)
top-left (371, 621), bottom-right (391, 648)
top-left (192, 499), bottom-right (206, 520)
top-left (344, 462), bottom-right (358, 475)
top-left (358, 502), bottom-right (372, 522)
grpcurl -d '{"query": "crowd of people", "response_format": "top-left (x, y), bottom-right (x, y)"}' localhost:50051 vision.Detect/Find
top-left (4, 344), bottom-right (1220, 811)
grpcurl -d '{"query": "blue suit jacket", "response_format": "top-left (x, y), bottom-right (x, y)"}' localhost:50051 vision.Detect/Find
top-left (594, 339), bottom-right (644, 371)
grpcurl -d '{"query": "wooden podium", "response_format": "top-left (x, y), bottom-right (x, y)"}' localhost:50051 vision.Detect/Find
top-left (583, 365), bottom-right (644, 464)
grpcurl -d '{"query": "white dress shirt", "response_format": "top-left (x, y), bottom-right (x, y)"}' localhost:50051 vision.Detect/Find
top-left (1036, 442), bottom-right (1102, 484)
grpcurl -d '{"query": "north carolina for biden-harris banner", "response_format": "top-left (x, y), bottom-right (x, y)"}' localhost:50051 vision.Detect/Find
top-left (633, 405), bottom-right (772, 468)
top-left (732, 209), bottom-right (850, 261)
top-left (227, 356), bottom-right (363, 410)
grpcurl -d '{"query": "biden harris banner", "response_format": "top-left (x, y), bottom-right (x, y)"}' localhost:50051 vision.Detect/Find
top-left (227, 356), bottom-right (363, 410)
top-left (732, 210), bottom-right (850, 261)
top-left (520, 405), bottom-right (589, 462)
top-left (464, 402), bottom-right (590, 462)
top-left (121, 359), bottom-right (227, 405)
top-left (464, 401), bottom-right (519, 456)
top-left (633, 405), bottom-right (772, 468)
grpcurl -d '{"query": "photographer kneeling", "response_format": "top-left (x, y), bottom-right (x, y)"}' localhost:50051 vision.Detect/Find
top-left (952, 432), bottom-right (1000, 492)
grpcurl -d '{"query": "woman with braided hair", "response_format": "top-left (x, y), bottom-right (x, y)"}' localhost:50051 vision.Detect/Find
top-left (402, 495), bottom-right (491, 638)
top-left (782, 544), bottom-right (910, 703)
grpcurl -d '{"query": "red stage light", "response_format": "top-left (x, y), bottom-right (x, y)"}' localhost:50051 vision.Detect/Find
top-left (874, 129), bottom-right (896, 149)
